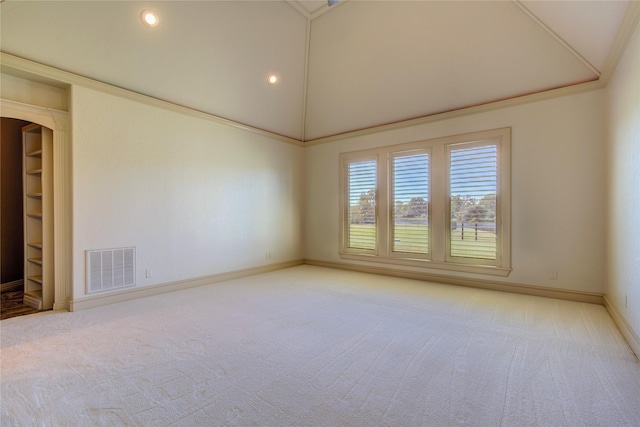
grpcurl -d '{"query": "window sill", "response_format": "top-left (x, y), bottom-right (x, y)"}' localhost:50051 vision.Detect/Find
top-left (339, 253), bottom-right (512, 277)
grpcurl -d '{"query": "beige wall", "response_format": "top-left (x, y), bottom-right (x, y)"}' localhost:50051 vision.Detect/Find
top-left (606, 20), bottom-right (640, 346)
top-left (0, 73), bottom-right (68, 112)
top-left (71, 86), bottom-right (304, 300)
top-left (0, 50), bottom-right (619, 308)
top-left (305, 89), bottom-right (607, 294)
top-left (1, 118), bottom-right (28, 283)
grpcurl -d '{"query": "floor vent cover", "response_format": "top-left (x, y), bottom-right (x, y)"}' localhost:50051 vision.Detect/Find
top-left (86, 247), bottom-right (135, 294)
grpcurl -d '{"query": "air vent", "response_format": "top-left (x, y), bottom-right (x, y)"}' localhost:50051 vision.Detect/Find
top-left (86, 247), bottom-right (135, 294)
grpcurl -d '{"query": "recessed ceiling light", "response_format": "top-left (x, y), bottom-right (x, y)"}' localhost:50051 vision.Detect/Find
top-left (141, 10), bottom-right (159, 27)
top-left (267, 74), bottom-right (278, 85)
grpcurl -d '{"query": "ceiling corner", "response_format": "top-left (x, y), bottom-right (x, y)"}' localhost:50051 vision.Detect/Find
top-left (512, 0), bottom-right (600, 78)
top-left (599, 0), bottom-right (640, 83)
top-left (286, 0), bottom-right (347, 22)
top-left (285, 1), bottom-right (312, 20)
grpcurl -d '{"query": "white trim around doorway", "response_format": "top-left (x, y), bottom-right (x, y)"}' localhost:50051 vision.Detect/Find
top-left (1, 99), bottom-right (72, 311)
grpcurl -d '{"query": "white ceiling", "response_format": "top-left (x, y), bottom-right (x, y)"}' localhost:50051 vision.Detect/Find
top-left (0, 0), bottom-right (633, 141)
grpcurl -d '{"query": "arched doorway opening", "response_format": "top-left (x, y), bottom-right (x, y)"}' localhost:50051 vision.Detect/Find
top-left (1, 99), bottom-right (72, 311)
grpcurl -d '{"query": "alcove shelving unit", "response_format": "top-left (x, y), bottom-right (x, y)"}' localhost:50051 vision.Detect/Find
top-left (23, 123), bottom-right (54, 310)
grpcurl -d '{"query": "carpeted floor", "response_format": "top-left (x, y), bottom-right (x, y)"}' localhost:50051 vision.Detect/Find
top-left (1, 265), bottom-right (639, 426)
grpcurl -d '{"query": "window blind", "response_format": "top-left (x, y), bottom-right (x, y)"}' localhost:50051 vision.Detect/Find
top-left (392, 153), bottom-right (429, 254)
top-left (347, 160), bottom-right (377, 250)
top-left (449, 144), bottom-right (497, 260)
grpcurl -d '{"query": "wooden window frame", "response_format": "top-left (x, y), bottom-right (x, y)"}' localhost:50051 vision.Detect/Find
top-left (339, 128), bottom-right (511, 277)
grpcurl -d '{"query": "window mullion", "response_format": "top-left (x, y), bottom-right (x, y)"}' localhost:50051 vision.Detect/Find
top-left (378, 152), bottom-right (389, 257)
top-left (430, 144), bottom-right (446, 263)
top-left (497, 137), bottom-right (511, 268)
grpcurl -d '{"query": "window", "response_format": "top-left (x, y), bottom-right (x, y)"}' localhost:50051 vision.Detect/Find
top-left (448, 143), bottom-right (497, 262)
top-left (391, 150), bottom-right (430, 257)
top-left (339, 128), bottom-right (511, 276)
top-left (346, 159), bottom-right (377, 252)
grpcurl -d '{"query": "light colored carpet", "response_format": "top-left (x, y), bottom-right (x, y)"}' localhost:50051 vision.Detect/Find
top-left (2, 265), bottom-right (639, 426)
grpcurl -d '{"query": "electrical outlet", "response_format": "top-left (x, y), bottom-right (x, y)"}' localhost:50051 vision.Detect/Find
top-left (145, 269), bottom-right (152, 278)
top-left (549, 269), bottom-right (558, 280)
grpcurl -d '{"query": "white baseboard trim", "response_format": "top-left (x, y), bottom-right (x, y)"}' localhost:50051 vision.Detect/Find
top-left (1, 279), bottom-right (24, 292)
top-left (70, 259), bottom-right (304, 312)
top-left (304, 259), bottom-right (604, 305)
top-left (604, 296), bottom-right (640, 360)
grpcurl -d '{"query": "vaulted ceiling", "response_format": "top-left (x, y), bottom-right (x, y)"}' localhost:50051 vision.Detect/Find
top-left (0, 1), bottom-right (635, 142)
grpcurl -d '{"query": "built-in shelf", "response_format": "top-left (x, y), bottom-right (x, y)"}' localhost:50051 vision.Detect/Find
top-left (28, 275), bottom-right (43, 285)
top-left (23, 290), bottom-right (43, 311)
top-left (25, 289), bottom-right (42, 298)
top-left (23, 123), bottom-right (53, 311)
